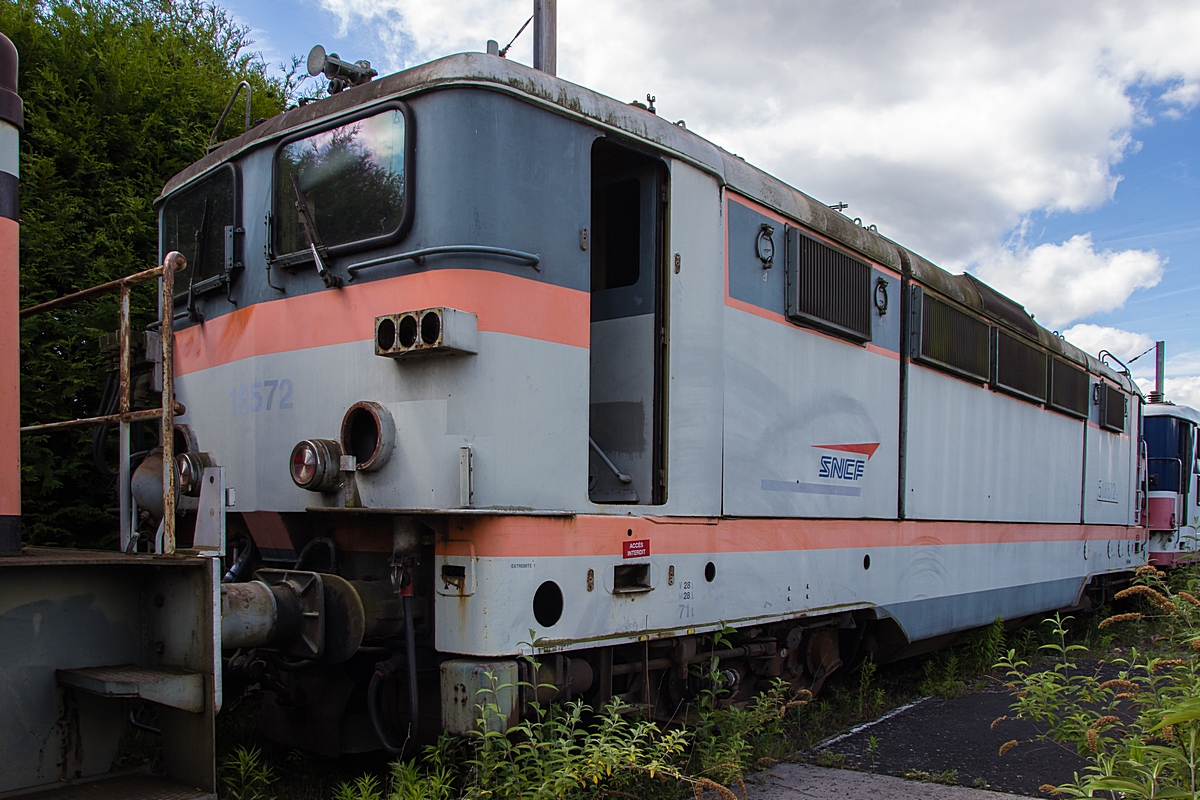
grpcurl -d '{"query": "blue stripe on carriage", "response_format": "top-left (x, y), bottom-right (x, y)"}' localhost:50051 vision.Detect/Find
top-left (761, 479), bottom-right (862, 497)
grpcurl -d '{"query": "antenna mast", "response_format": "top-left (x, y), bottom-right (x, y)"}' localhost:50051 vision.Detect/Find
top-left (533, 0), bottom-right (557, 75)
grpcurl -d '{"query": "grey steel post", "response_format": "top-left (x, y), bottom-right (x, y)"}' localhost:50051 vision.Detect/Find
top-left (1152, 340), bottom-right (1165, 403)
top-left (0, 33), bottom-right (21, 553)
top-left (533, 0), bottom-right (556, 76)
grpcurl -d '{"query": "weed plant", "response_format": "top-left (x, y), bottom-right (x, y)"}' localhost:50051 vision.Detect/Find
top-left (216, 615), bottom-right (1026, 799)
top-left (219, 666), bottom-right (809, 800)
top-left (1000, 563), bottom-right (1200, 798)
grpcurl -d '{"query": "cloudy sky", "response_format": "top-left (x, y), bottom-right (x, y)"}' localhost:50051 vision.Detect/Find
top-left (225, 0), bottom-right (1200, 405)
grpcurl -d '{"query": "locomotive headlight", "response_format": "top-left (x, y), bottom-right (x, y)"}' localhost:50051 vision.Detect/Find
top-left (176, 451), bottom-right (215, 497)
top-left (289, 439), bottom-right (343, 492)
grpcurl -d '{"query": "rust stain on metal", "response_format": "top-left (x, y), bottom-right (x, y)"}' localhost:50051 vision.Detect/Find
top-left (19, 264), bottom-right (165, 318)
top-left (216, 303), bottom-right (255, 350)
top-left (19, 404), bottom-right (184, 434)
top-left (161, 252), bottom-right (182, 554)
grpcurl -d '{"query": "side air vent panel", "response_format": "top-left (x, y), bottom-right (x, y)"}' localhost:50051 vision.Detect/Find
top-left (909, 287), bottom-right (990, 383)
top-left (1048, 358), bottom-right (1089, 419)
top-left (785, 227), bottom-right (872, 342)
top-left (1100, 384), bottom-right (1127, 433)
top-left (993, 331), bottom-right (1048, 403)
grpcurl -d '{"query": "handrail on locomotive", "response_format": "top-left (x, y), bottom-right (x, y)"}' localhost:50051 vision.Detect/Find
top-left (19, 252), bottom-right (185, 553)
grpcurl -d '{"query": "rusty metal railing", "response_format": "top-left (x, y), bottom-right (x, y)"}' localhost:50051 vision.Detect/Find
top-left (19, 252), bottom-right (185, 553)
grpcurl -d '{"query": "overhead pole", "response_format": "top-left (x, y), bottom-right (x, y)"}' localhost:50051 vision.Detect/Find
top-left (533, 0), bottom-right (557, 76)
top-left (0, 33), bottom-right (21, 553)
top-left (1151, 340), bottom-right (1166, 403)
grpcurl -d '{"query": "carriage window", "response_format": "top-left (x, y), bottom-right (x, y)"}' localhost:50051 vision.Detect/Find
top-left (275, 108), bottom-right (407, 256)
top-left (591, 179), bottom-right (641, 290)
top-left (161, 167), bottom-right (235, 289)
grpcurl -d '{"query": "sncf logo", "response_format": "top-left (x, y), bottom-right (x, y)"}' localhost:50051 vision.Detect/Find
top-left (812, 442), bottom-right (880, 484)
top-left (818, 455), bottom-right (866, 481)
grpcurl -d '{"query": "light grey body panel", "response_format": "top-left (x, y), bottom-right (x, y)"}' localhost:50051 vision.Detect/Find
top-left (175, 330), bottom-right (590, 512)
top-left (1083, 423), bottom-right (1136, 525)
top-left (722, 309), bottom-right (900, 518)
top-left (650, 163), bottom-right (725, 517)
top-left (879, 578), bottom-right (1084, 642)
top-left (435, 535), bottom-right (1134, 656)
top-left (1083, 377), bottom-right (1139, 525)
top-left (905, 365), bottom-right (1085, 523)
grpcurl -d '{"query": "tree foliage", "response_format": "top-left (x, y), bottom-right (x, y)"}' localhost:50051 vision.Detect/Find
top-left (5, 0), bottom-right (292, 547)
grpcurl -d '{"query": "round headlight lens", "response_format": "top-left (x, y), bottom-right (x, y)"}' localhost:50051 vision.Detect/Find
top-left (290, 442), bottom-right (319, 488)
top-left (177, 454), bottom-right (195, 493)
top-left (289, 439), bottom-right (343, 492)
top-left (174, 451), bottom-right (216, 497)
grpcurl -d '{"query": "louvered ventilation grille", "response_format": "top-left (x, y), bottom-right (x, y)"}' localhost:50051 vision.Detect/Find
top-left (994, 331), bottom-right (1047, 402)
top-left (919, 294), bottom-right (990, 381)
top-left (790, 233), bottom-right (871, 341)
top-left (1101, 384), bottom-right (1127, 432)
top-left (1048, 358), bottom-right (1089, 418)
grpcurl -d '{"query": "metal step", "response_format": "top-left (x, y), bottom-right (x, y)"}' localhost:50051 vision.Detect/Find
top-left (57, 665), bottom-right (204, 713)
top-left (3, 773), bottom-right (213, 800)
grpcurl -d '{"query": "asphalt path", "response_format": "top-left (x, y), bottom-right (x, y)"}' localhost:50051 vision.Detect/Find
top-left (790, 686), bottom-right (1091, 798)
top-left (745, 763), bottom-right (1038, 799)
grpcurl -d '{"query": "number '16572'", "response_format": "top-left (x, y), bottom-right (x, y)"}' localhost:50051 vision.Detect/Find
top-left (230, 379), bottom-right (293, 415)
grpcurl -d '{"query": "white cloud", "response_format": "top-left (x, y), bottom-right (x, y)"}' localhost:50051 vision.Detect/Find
top-left (1163, 377), bottom-right (1200, 409)
top-left (1136, 377), bottom-right (1200, 410)
top-left (972, 235), bottom-right (1162, 329)
top-left (308, 0), bottom-right (1200, 338)
top-left (1162, 81), bottom-right (1200, 116)
top-left (1063, 324), bottom-right (1154, 362)
top-left (314, 0), bottom-right (1200, 268)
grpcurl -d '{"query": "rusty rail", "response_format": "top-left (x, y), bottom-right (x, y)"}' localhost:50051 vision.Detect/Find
top-left (19, 265), bottom-right (165, 318)
top-left (20, 405), bottom-right (184, 434)
top-left (19, 253), bottom-right (184, 554)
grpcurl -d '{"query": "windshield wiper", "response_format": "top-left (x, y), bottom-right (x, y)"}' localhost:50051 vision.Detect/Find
top-left (186, 197), bottom-right (211, 322)
top-left (289, 173), bottom-right (342, 288)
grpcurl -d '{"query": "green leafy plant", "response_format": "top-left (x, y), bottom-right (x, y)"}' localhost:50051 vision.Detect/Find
top-left (331, 775), bottom-right (382, 800)
top-left (219, 745), bottom-right (276, 800)
top-left (1000, 565), bottom-right (1200, 798)
top-left (905, 768), bottom-right (958, 785)
top-left (328, 631), bottom-right (811, 800)
top-left (857, 659), bottom-right (881, 718)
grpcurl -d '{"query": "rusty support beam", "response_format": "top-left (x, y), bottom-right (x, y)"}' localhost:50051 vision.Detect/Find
top-left (118, 282), bottom-right (132, 549)
top-left (19, 264), bottom-right (164, 318)
top-left (19, 404), bottom-right (184, 434)
top-left (161, 252), bottom-right (180, 554)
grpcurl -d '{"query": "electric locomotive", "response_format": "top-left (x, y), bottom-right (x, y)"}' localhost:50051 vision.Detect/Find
top-left (1145, 402), bottom-right (1200, 566)
top-left (135, 46), bottom-right (1148, 753)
